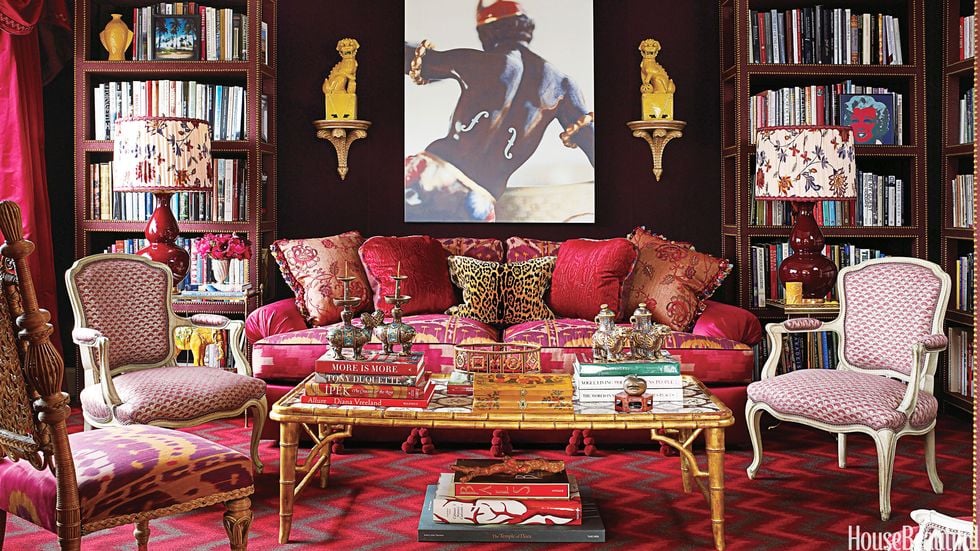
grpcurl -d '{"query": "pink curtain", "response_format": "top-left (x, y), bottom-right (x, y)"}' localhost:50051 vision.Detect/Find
top-left (0, 0), bottom-right (70, 349)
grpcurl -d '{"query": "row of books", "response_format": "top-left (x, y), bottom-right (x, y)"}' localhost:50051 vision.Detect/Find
top-left (93, 80), bottom-right (246, 141)
top-left (128, 3), bottom-right (250, 61)
top-left (572, 356), bottom-right (682, 403)
top-left (88, 159), bottom-right (247, 222)
top-left (102, 237), bottom-right (249, 293)
top-left (750, 242), bottom-right (886, 307)
top-left (953, 253), bottom-right (975, 313)
top-left (749, 8), bottom-right (903, 65)
top-left (960, 15), bottom-right (975, 61)
top-left (776, 331), bottom-right (840, 375)
top-left (950, 174), bottom-right (975, 229)
top-left (750, 171), bottom-right (905, 227)
top-left (304, 351), bottom-right (434, 408)
top-left (946, 327), bottom-right (974, 399)
top-left (420, 459), bottom-right (604, 542)
top-left (959, 88), bottom-right (974, 144)
top-left (748, 82), bottom-right (903, 145)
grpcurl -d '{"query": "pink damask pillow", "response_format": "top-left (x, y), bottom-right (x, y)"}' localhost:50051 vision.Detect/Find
top-left (437, 237), bottom-right (504, 262)
top-left (270, 231), bottom-right (373, 326)
top-left (624, 227), bottom-right (732, 332)
top-left (505, 236), bottom-right (562, 262)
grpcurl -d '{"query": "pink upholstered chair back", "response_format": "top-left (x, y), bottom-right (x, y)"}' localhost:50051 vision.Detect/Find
top-left (840, 260), bottom-right (946, 377)
top-left (67, 256), bottom-right (174, 371)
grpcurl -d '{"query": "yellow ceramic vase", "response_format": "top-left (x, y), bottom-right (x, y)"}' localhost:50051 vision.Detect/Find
top-left (100, 14), bottom-right (133, 61)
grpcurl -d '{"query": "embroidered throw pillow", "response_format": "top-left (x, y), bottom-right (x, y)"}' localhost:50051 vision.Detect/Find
top-left (505, 236), bottom-right (562, 262)
top-left (438, 237), bottom-right (505, 262)
top-left (270, 231), bottom-right (372, 326)
top-left (549, 238), bottom-right (638, 320)
top-left (624, 227), bottom-right (732, 331)
top-left (446, 256), bottom-right (557, 325)
top-left (359, 235), bottom-right (455, 316)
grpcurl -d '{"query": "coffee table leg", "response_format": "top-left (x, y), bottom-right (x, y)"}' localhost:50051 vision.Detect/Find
top-left (318, 424), bottom-right (330, 489)
top-left (279, 420), bottom-right (299, 544)
top-left (705, 427), bottom-right (726, 551)
top-left (678, 429), bottom-right (693, 493)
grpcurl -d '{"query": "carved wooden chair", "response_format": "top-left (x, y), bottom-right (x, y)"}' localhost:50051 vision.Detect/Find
top-left (0, 201), bottom-right (254, 549)
top-left (66, 253), bottom-right (267, 472)
top-left (745, 257), bottom-right (950, 521)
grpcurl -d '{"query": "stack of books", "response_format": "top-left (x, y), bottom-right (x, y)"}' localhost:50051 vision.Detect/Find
top-left (301, 351), bottom-right (434, 408)
top-left (573, 354), bottom-right (682, 403)
top-left (418, 458), bottom-right (605, 542)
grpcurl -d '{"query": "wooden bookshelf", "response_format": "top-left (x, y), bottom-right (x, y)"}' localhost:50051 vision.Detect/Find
top-left (940, 0), bottom-right (975, 415)
top-left (720, 0), bottom-right (927, 315)
top-left (73, 0), bottom-right (278, 317)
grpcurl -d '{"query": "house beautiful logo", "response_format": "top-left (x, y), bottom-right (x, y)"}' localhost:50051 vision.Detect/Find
top-left (847, 524), bottom-right (975, 550)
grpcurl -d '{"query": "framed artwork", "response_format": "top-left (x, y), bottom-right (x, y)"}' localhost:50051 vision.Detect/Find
top-left (151, 15), bottom-right (201, 61)
top-left (839, 93), bottom-right (896, 145)
top-left (404, 0), bottom-right (596, 223)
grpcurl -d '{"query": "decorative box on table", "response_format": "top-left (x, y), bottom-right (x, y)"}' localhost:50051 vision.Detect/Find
top-left (472, 373), bottom-right (574, 412)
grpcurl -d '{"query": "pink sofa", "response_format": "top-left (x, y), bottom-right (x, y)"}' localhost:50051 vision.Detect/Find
top-left (246, 297), bottom-right (762, 446)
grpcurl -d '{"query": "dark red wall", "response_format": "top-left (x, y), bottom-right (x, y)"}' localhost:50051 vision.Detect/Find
top-left (277, 0), bottom-right (721, 249)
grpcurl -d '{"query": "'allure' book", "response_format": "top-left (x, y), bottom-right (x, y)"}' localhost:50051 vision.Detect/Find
top-left (418, 485), bottom-right (604, 542)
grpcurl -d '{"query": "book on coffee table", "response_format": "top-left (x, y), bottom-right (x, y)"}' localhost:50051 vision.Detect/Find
top-left (418, 485), bottom-right (605, 542)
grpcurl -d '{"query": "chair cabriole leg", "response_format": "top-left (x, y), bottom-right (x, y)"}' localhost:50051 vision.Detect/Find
top-left (745, 402), bottom-right (764, 479)
top-left (249, 397), bottom-right (268, 473)
top-left (837, 434), bottom-right (847, 468)
top-left (874, 430), bottom-right (897, 521)
top-left (924, 428), bottom-right (943, 494)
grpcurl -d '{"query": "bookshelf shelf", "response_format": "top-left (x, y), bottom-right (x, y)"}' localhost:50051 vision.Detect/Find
top-left (74, 0), bottom-right (278, 321)
top-left (745, 64), bottom-right (917, 77)
top-left (939, 0), bottom-right (974, 416)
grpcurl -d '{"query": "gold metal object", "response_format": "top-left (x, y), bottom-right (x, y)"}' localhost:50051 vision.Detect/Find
top-left (271, 374), bottom-right (733, 550)
top-left (560, 112), bottom-right (595, 148)
top-left (313, 119), bottom-right (371, 180)
top-left (623, 374), bottom-right (648, 396)
top-left (766, 299), bottom-right (841, 317)
top-left (453, 342), bottom-right (541, 374)
top-left (325, 275), bottom-right (371, 359)
top-left (409, 39), bottom-right (433, 85)
top-left (627, 119), bottom-right (686, 181)
top-left (629, 302), bottom-right (672, 359)
top-left (591, 303), bottom-right (631, 362)
top-left (323, 38), bottom-right (360, 120)
top-left (784, 282), bottom-right (803, 305)
top-left (638, 38), bottom-right (676, 119)
top-left (375, 275), bottom-right (416, 355)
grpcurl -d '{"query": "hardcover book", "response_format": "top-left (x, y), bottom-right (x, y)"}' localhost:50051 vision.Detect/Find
top-left (418, 485), bottom-right (605, 542)
top-left (450, 459), bottom-right (570, 499)
top-left (573, 355), bottom-right (681, 377)
top-left (573, 374), bottom-right (681, 389)
top-left (575, 387), bottom-right (684, 403)
top-left (299, 382), bottom-right (434, 408)
top-left (315, 350), bottom-right (425, 376)
top-left (434, 473), bottom-right (582, 525)
top-left (304, 374), bottom-right (431, 398)
top-left (313, 372), bottom-right (424, 386)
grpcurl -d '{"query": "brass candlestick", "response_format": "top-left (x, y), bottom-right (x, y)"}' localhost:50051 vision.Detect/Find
top-left (325, 275), bottom-right (370, 359)
top-left (377, 274), bottom-right (416, 356)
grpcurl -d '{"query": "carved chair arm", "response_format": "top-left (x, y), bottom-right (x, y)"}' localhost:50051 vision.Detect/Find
top-left (71, 327), bottom-right (122, 407)
top-left (71, 327), bottom-right (103, 347)
top-left (759, 320), bottom-right (840, 380)
top-left (781, 317), bottom-right (824, 331)
top-left (897, 335), bottom-right (949, 416)
top-left (914, 334), bottom-right (948, 352)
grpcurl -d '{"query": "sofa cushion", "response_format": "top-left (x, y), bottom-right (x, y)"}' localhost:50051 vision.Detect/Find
top-left (446, 256), bottom-right (505, 324)
top-left (437, 237), bottom-right (504, 262)
top-left (505, 236), bottom-right (562, 262)
top-left (359, 235), bottom-right (455, 316)
top-left (550, 238), bottom-right (638, 319)
top-left (624, 228), bottom-right (732, 331)
top-left (252, 314), bottom-right (499, 380)
top-left (270, 231), bottom-right (373, 326)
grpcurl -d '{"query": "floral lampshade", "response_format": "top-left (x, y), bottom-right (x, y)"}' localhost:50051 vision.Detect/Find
top-left (112, 117), bottom-right (213, 193)
top-left (754, 126), bottom-right (857, 201)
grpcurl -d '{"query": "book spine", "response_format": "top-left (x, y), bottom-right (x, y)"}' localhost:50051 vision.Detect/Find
top-left (433, 497), bottom-right (582, 526)
top-left (305, 380), bottom-right (430, 399)
top-left (314, 372), bottom-right (423, 385)
top-left (299, 393), bottom-right (431, 408)
top-left (573, 375), bottom-right (680, 388)
top-left (576, 366), bottom-right (680, 377)
top-left (316, 359), bottom-right (423, 376)
top-left (577, 388), bottom-right (684, 402)
top-left (454, 483), bottom-right (570, 499)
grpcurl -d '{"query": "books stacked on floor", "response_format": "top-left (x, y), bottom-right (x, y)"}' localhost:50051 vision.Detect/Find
top-left (573, 354), bottom-right (682, 403)
top-left (301, 350), bottom-right (434, 408)
top-left (418, 458), bottom-right (604, 542)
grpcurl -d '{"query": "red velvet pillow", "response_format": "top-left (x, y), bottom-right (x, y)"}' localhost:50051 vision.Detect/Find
top-left (549, 238), bottom-right (638, 319)
top-left (358, 235), bottom-right (455, 315)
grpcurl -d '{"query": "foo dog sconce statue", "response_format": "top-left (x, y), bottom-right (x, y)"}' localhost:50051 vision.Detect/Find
top-left (627, 38), bottom-right (686, 181)
top-left (314, 37), bottom-right (371, 180)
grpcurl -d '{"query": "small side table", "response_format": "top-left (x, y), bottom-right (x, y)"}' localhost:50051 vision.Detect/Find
top-left (766, 299), bottom-right (839, 318)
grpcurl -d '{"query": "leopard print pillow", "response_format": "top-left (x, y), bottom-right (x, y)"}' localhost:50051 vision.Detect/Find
top-left (501, 256), bottom-right (556, 324)
top-left (447, 256), bottom-right (504, 324)
top-left (446, 256), bottom-right (556, 325)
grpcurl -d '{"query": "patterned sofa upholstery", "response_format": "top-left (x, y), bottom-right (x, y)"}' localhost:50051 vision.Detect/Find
top-left (247, 298), bottom-right (762, 446)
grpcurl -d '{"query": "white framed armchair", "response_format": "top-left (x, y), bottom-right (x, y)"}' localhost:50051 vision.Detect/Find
top-left (66, 254), bottom-right (268, 472)
top-left (745, 257), bottom-right (950, 521)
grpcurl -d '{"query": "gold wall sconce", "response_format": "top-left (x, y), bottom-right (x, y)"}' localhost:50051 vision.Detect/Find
top-left (628, 38), bottom-right (685, 181)
top-left (315, 37), bottom-right (370, 180)
top-left (314, 120), bottom-right (370, 180)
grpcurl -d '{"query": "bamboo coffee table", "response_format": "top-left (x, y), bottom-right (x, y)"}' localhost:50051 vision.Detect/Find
top-left (270, 374), bottom-right (734, 550)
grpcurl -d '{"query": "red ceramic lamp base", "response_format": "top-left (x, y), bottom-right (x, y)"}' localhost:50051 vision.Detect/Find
top-left (779, 201), bottom-right (837, 301)
top-left (136, 192), bottom-right (188, 284)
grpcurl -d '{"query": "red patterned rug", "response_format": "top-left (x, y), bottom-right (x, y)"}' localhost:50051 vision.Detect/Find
top-left (5, 413), bottom-right (972, 550)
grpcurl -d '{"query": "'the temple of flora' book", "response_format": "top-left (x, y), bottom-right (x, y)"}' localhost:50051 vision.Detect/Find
top-left (434, 473), bottom-right (582, 525)
top-left (450, 459), bottom-right (570, 499)
top-left (315, 350), bottom-right (424, 376)
top-left (418, 485), bottom-right (605, 543)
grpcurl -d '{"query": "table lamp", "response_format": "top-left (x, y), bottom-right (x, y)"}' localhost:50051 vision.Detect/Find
top-left (113, 117), bottom-right (213, 283)
top-left (754, 126), bottom-right (857, 303)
